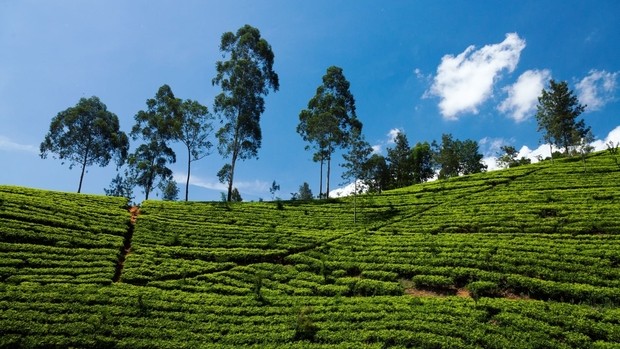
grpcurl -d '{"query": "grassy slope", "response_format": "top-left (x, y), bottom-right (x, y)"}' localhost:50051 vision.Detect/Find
top-left (1, 151), bottom-right (620, 348)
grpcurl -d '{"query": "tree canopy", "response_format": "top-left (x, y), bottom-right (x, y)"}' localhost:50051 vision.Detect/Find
top-left (213, 24), bottom-right (279, 201)
top-left (128, 85), bottom-right (178, 200)
top-left (297, 66), bottom-right (361, 198)
top-left (40, 96), bottom-right (129, 193)
top-left (535, 80), bottom-right (589, 156)
top-left (173, 99), bottom-right (214, 201)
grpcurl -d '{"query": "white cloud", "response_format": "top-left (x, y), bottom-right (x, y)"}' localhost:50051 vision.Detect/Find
top-left (0, 135), bottom-right (38, 153)
top-left (499, 69), bottom-right (551, 122)
top-left (576, 69), bottom-right (618, 111)
top-left (371, 144), bottom-right (382, 154)
top-left (173, 173), bottom-right (269, 196)
top-left (387, 128), bottom-right (401, 144)
top-left (329, 180), bottom-right (368, 198)
top-left (479, 137), bottom-right (507, 157)
top-left (483, 125), bottom-right (620, 170)
top-left (427, 33), bottom-right (526, 120)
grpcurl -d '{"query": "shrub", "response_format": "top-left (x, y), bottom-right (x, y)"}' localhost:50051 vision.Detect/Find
top-left (412, 275), bottom-right (454, 292)
top-left (467, 281), bottom-right (501, 301)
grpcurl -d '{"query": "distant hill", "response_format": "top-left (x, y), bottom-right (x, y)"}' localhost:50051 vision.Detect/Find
top-left (1, 150), bottom-right (620, 348)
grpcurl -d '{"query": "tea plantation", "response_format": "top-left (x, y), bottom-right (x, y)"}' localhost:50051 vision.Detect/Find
top-left (2, 151), bottom-right (620, 348)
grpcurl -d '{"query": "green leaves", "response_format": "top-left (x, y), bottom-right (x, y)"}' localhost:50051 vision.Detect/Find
top-left (213, 25), bottom-right (279, 201)
top-left (535, 80), bottom-right (589, 155)
top-left (40, 96), bottom-right (129, 193)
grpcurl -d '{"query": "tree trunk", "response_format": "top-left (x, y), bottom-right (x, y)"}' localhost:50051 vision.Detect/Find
top-left (227, 154), bottom-right (237, 202)
top-left (185, 146), bottom-right (191, 201)
top-left (319, 158), bottom-right (323, 199)
top-left (326, 153), bottom-right (331, 199)
top-left (549, 144), bottom-right (554, 164)
top-left (353, 179), bottom-right (357, 224)
top-left (77, 148), bottom-right (89, 193)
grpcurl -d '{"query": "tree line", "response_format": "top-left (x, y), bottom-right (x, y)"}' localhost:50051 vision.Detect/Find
top-left (39, 25), bottom-right (593, 202)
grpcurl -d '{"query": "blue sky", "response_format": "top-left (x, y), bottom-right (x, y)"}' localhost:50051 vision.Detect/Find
top-left (1, 1), bottom-right (619, 201)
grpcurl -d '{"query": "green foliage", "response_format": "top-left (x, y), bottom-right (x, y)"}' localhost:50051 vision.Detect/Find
top-left (496, 145), bottom-right (531, 169)
top-left (298, 66), bottom-right (360, 197)
top-left (535, 79), bottom-right (589, 155)
top-left (467, 281), bottom-right (501, 301)
top-left (213, 24), bottom-right (279, 201)
top-left (159, 179), bottom-right (179, 201)
top-left (104, 173), bottom-right (134, 204)
top-left (433, 134), bottom-right (486, 179)
top-left (297, 182), bottom-right (314, 201)
top-left (128, 85), bottom-right (178, 200)
top-left (40, 96), bottom-right (129, 193)
top-left (293, 307), bottom-right (318, 342)
top-left (3, 150), bottom-right (620, 347)
top-left (174, 99), bottom-right (214, 201)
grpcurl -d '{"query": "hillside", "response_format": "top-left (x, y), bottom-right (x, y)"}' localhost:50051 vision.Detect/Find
top-left (1, 151), bottom-right (620, 348)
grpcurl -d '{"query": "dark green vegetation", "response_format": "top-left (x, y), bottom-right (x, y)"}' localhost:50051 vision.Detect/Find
top-left (2, 152), bottom-right (620, 348)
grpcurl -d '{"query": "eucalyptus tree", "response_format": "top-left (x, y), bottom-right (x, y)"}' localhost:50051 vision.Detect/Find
top-left (535, 80), bottom-right (589, 156)
top-left (212, 24), bottom-right (279, 201)
top-left (298, 66), bottom-right (359, 198)
top-left (40, 96), bottom-right (129, 193)
top-left (128, 85), bottom-right (178, 200)
top-left (341, 125), bottom-right (372, 223)
top-left (173, 99), bottom-right (214, 201)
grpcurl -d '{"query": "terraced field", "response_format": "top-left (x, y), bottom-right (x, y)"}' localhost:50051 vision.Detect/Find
top-left (1, 151), bottom-right (620, 348)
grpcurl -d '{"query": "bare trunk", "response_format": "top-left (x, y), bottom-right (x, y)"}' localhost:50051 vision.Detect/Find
top-left (227, 155), bottom-right (237, 202)
top-left (77, 148), bottom-right (89, 193)
top-left (319, 158), bottom-right (323, 199)
top-left (185, 146), bottom-right (191, 202)
top-left (326, 153), bottom-right (331, 198)
top-left (549, 144), bottom-right (554, 164)
top-left (353, 179), bottom-right (357, 224)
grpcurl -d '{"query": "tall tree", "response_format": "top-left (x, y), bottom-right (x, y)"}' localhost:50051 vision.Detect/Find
top-left (129, 85), bottom-right (178, 200)
top-left (433, 134), bottom-right (461, 179)
top-left (535, 80), bottom-right (589, 156)
top-left (212, 24), bottom-right (279, 201)
top-left (386, 131), bottom-right (413, 189)
top-left (173, 99), bottom-right (214, 201)
top-left (40, 96), bottom-right (129, 193)
top-left (411, 141), bottom-right (435, 183)
top-left (297, 66), bottom-right (359, 198)
top-left (459, 139), bottom-right (487, 175)
top-left (363, 154), bottom-right (390, 193)
top-left (341, 126), bottom-right (372, 223)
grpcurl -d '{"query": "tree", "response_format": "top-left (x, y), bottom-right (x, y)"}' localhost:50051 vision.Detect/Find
top-left (128, 85), bottom-right (178, 200)
top-left (386, 131), bottom-right (413, 188)
top-left (297, 66), bottom-right (359, 198)
top-left (298, 182), bottom-right (314, 201)
top-left (363, 154), bottom-right (390, 193)
top-left (230, 187), bottom-right (243, 202)
top-left (269, 180), bottom-right (280, 200)
top-left (173, 99), bottom-right (214, 201)
top-left (104, 173), bottom-right (134, 204)
top-left (40, 96), bottom-right (129, 193)
top-left (411, 142), bottom-right (435, 183)
top-left (496, 145), bottom-right (531, 169)
top-left (459, 139), bottom-right (487, 175)
top-left (160, 178), bottom-right (179, 201)
top-left (535, 80), bottom-right (589, 156)
top-left (433, 134), bottom-right (461, 179)
top-left (212, 25), bottom-right (279, 201)
top-left (341, 126), bottom-right (372, 223)
top-left (433, 134), bottom-right (486, 179)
